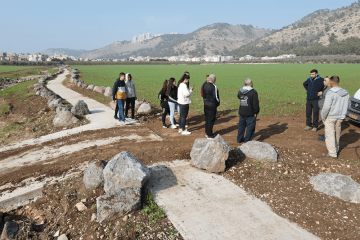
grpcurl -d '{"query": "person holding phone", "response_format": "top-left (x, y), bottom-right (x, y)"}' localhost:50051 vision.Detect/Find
top-left (177, 74), bottom-right (193, 135)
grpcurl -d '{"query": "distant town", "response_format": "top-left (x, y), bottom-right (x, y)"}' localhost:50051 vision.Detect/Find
top-left (0, 51), bottom-right (296, 63)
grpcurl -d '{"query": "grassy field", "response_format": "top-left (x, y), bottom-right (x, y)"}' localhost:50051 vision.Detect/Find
top-left (0, 66), bottom-right (50, 79)
top-left (72, 64), bottom-right (360, 116)
top-left (0, 66), bottom-right (37, 74)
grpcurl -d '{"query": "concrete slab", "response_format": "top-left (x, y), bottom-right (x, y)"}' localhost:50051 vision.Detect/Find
top-left (146, 161), bottom-right (319, 240)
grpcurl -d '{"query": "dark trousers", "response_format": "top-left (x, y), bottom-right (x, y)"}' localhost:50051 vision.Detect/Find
top-left (179, 104), bottom-right (189, 131)
top-left (162, 105), bottom-right (170, 125)
top-left (125, 97), bottom-right (136, 119)
top-left (237, 115), bottom-right (256, 143)
top-left (306, 99), bottom-right (320, 128)
top-left (204, 105), bottom-right (217, 137)
top-left (114, 102), bottom-right (119, 117)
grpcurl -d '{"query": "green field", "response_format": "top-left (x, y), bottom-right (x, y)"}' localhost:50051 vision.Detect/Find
top-left (0, 66), bottom-right (39, 73)
top-left (0, 66), bottom-right (48, 79)
top-left (72, 64), bottom-right (360, 116)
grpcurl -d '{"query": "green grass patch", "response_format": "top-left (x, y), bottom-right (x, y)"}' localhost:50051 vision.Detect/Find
top-left (72, 64), bottom-right (360, 116)
top-left (0, 66), bottom-right (37, 74)
top-left (0, 79), bottom-right (38, 101)
top-left (0, 103), bottom-right (12, 115)
top-left (47, 68), bottom-right (57, 74)
top-left (141, 190), bottom-right (166, 221)
top-left (0, 66), bottom-right (49, 79)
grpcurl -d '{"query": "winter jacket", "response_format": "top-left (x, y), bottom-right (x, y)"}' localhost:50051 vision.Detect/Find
top-left (125, 80), bottom-right (136, 98)
top-left (203, 82), bottom-right (220, 107)
top-left (237, 86), bottom-right (260, 117)
top-left (322, 86), bottom-right (350, 120)
top-left (201, 81), bottom-right (207, 98)
top-left (168, 87), bottom-right (178, 103)
top-left (318, 86), bottom-right (332, 109)
top-left (178, 83), bottom-right (193, 105)
top-left (158, 89), bottom-right (169, 108)
top-left (112, 78), bottom-right (127, 100)
top-left (303, 75), bottom-right (324, 100)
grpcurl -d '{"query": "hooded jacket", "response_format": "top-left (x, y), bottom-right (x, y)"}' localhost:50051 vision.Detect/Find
top-left (178, 83), bottom-right (193, 105)
top-left (112, 78), bottom-right (127, 100)
top-left (322, 86), bottom-right (350, 120)
top-left (237, 86), bottom-right (259, 117)
top-left (203, 82), bottom-right (220, 107)
top-left (318, 86), bottom-right (332, 109)
top-left (158, 89), bottom-right (169, 108)
top-left (303, 75), bottom-right (324, 100)
top-left (168, 86), bottom-right (178, 103)
top-left (125, 73), bottom-right (136, 98)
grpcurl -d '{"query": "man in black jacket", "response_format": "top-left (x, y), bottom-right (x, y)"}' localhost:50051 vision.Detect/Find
top-left (203, 74), bottom-right (220, 139)
top-left (303, 69), bottom-right (324, 132)
top-left (237, 78), bottom-right (259, 143)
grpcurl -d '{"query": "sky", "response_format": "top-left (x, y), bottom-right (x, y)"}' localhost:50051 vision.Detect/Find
top-left (0, 0), bottom-right (357, 53)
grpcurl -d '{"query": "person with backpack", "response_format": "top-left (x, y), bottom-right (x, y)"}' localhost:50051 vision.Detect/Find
top-left (158, 80), bottom-right (171, 128)
top-left (203, 74), bottom-right (220, 139)
top-left (167, 77), bottom-right (180, 129)
top-left (177, 74), bottom-right (193, 135)
top-left (112, 72), bottom-right (130, 125)
top-left (125, 73), bottom-right (137, 119)
top-left (237, 78), bottom-right (260, 143)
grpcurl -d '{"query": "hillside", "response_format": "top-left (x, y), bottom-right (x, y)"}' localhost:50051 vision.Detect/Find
top-left (231, 1), bottom-right (360, 57)
top-left (79, 23), bottom-right (271, 59)
top-left (40, 48), bottom-right (91, 57)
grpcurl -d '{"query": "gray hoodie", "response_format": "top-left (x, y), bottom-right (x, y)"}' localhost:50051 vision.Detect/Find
top-left (322, 86), bottom-right (350, 120)
top-left (125, 73), bottom-right (136, 98)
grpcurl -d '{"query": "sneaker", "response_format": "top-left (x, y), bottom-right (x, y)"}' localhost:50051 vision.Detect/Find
top-left (181, 130), bottom-right (191, 135)
top-left (171, 124), bottom-right (177, 129)
top-left (124, 120), bottom-right (131, 125)
top-left (163, 124), bottom-right (168, 128)
top-left (304, 126), bottom-right (312, 131)
top-left (205, 135), bottom-right (208, 138)
top-left (311, 128), bottom-right (317, 132)
top-left (207, 135), bottom-right (215, 139)
top-left (318, 134), bottom-right (325, 138)
top-left (178, 129), bottom-right (182, 133)
top-left (175, 123), bottom-right (179, 127)
top-left (322, 153), bottom-right (337, 159)
top-left (185, 125), bottom-right (188, 128)
top-left (114, 116), bottom-right (119, 120)
top-left (317, 137), bottom-right (325, 142)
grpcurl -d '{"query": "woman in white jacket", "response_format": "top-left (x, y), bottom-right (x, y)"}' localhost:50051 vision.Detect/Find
top-left (177, 74), bottom-right (194, 135)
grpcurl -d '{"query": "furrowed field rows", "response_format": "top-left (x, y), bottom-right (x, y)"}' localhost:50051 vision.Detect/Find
top-left (72, 64), bottom-right (359, 116)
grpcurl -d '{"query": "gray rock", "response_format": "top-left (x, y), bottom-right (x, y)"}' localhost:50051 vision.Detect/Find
top-left (103, 151), bottom-right (150, 193)
top-left (53, 110), bottom-right (79, 127)
top-left (48, 98), bottom-right (63, 108)
top-left (237, 141), bottom-right (278, 162)
top-left (35, 90), bottom-right (41, 96)
top-left (81, 83), bottom-right (88, 88)
top-left (137, 102), bottom-right (152, 113)
top-left (58, 234), bottom-right (68, 240)
top-left (41, 90), bottom-right (54, 99)
top-left (83, 160), bottom-right (107, 189)
top-left (190, 134), bottom-right (231, 173)
top-left (56, 105), bottom-right (70, 113)
top-left (93, 86), bottom-right (106, 94)
top-left (104, 87), bottom-right (113, 97)
top-left (310, 173), bottom-right (360, 203)
top-left (87, 85), bottom-right (95, 90)
top-left (77, 81), bottom-right (82, 87)
top-left (96, 188), bottom-right (141, 223)
top-left (1, 221), bottom-right (19, 239)
top-left (135, 99), bottom-right (145, 108)
top-left (71, 100), bottom-right (90, 115)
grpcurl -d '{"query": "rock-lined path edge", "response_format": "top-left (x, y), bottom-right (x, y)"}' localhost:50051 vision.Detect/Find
top-left (146, 161), bottom-right (319, 240)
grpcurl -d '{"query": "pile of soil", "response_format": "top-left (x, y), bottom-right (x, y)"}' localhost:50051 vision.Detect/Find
top-left (5, 173), bottom-right (182, 239)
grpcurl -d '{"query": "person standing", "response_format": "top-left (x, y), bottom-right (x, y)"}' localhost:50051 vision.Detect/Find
top-left (237, 78), bottom-right (260, 143)
top-left (167, 77), bottom-right (180, 129)
top-left (322, 76), bottom-right (350, 159)
top-left (317, 76), bottom-right (332, 142)
top-left (201, 75), bottom-right (209, 101)
top-left (303, 69), bottom-right (324, 132)
top-left (125, 73), bottom-right (137, 119)
top-left (203, 74), bottom-right (220, 139)
top-left (112, 72), bottom-right (129, 125)
top-left (177, 74), bottom-right (193, 135)
top-left (158, 80), bottom-right (171, 128)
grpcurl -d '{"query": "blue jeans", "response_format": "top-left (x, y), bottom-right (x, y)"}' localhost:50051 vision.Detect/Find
top-left (237, 115), bottom-right (256, 143)
top-left (168, 102), bottom-right (179, 125)
top-left (117, 99), bottom-right (125, 122)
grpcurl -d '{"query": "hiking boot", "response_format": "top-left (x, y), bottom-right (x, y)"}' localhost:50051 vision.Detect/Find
top-left (322, 153), bottom-right (337, 159)
top-left (304, 126), bottom-right (312, 131)
top-left (311, 128), bottom-right (317, 132)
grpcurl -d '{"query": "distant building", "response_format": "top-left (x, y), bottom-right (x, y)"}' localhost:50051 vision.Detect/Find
top-left (146, 32), bottom-right (151, 39)
top-left (8, 53), bottom-right (19, 61)
top-left (133, 36), bottom-right (137, 42)
top-left (29, 53), bottom-right (48, 62)
top-left (0, 52), bottom-right (7, 60)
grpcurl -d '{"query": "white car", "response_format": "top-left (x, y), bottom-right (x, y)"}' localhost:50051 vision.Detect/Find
top-left (347, 89), bottom-right (360, 123)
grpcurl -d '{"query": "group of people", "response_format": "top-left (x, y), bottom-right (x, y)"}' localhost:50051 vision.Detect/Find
top-left (303, 69), bottom-right (350, 159)
top-left (111, 68), bottom-right (350, 159)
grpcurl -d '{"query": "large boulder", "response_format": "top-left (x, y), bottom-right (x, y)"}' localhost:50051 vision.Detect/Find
top-left (96, 188), bottom-right (141, 223)
top-left (190, 134), bottom-right (231, 173)
top-left (87, 85), bottom-right (95, 90)
top-left (104, 87), bottom-right (113, 97)
top-left (48, 98), bottom-right (63, 108)
top-left (137, 102), bottom-right (152, 113)
top-left (77, 81), bottom-right (83, 87)
top-left (83, 160), bottom-right (107, 189)
top-left (1, 221), bottom-right (19, 239)
top-left (237, 141), bottom-right (278, 162)
top-left (71, 100), bottom-right (91, 115)
top-left (135, 99), bottom-right (145, 108)
top-left (40, 89), bottom-right (53, 99)
top-left (103, 151), bottom-right (150, 193)
top-left (81, 83), bottom-right (88, 88)
top-left (310, 173), bottom-right (360, 203)
top-left (53, 110), bottom-right (79, 127)
top-left (93, 86), bottom-right (106, 94)
top-left (56, 105), bottom-right (70, 113)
